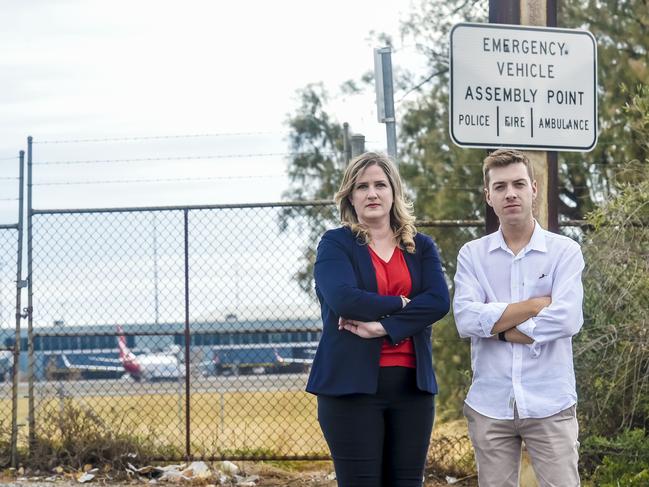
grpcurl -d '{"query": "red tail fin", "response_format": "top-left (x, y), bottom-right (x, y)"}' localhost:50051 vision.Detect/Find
top-left (116, 326), bottom-right (136, 363)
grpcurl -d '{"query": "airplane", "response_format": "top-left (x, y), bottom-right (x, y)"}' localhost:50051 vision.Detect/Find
top-left (0, 350), bottom-right (12, 382)
top-left (198, 343), bottom-right (317, 376)
top-left (273, 347), bottom-right (315, 365)
top-left (60, 326), bottom-right (185, 381)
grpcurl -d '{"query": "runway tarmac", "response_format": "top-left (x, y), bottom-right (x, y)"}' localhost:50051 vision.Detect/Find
top-left (7, 373), bottom-right (309, 398)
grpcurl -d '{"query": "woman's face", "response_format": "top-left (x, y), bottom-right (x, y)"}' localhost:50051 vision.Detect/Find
top-left (349, 164), bottom-right (393, 225)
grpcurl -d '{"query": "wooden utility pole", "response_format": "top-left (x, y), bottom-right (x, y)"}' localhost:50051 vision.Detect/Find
top-left (487, 0), bottom-right (559, 234)
top-left (487, 2), bottom-right (558, 486)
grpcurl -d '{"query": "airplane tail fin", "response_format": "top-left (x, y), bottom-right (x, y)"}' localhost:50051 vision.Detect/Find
top-left (116, 326), bottom-right (132, 362)
top-left (115, 326), bottom-right (142, 379)
top-left (274, 348), bottom-right (285, 364)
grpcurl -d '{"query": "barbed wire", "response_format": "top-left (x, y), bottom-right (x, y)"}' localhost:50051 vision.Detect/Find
top-left (418, 161), bottom-right (637, 168)
top-left (33, 174), bottom-right (286, 187)
top-left (33, 151), bottom-right (336, 165)
top-left (32, 130), bottom-right (286, 144)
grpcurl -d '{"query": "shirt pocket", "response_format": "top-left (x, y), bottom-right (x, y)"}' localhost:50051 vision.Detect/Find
top-left (523, 273), bottom-right (553, 297)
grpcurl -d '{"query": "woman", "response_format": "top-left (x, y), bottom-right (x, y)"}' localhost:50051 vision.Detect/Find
top-left (306, 152), bottom-right (450, 487)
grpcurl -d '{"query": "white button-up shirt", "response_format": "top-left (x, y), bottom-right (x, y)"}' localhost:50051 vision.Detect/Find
top-left (453, 222), bottom-right (584, 419)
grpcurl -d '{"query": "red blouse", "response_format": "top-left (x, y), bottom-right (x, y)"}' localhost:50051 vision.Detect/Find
top-left (368, 246), bottom-right (416, 368)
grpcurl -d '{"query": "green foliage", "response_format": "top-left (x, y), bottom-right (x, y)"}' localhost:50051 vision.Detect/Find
top-left (559, 0), bottom-right (649, 216)
top-left (576, 85), bottom-right (649, 441)
top-left (575, 85), bottom-right (649, 481)
top-left (582, 430), bottom-right (649, 486)
top-left (280, 84), bottom-right (345, 294)
top-left (282, 0), bottom-right (649, 429)
top-left (430, 314), bottom-right (472, 422)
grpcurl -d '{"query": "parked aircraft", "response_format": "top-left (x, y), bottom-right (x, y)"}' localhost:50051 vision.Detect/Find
top-left (198, 342), bottom-right (317, 376)
top-left (61, 326), bottom-right (185, 381)
top-left (0, 350), bottom-right (12, 381)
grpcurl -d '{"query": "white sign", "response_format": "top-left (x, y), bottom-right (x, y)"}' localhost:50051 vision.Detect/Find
top-left (449, 23), bottom-right (597, 152)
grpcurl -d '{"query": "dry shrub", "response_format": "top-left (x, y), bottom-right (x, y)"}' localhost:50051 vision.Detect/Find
top-left (0, 419), bottom-right (11, 467)
top-left (426, 420), bottom-right (475, 477)
top-left (30, 399), bottom-right (182, 471)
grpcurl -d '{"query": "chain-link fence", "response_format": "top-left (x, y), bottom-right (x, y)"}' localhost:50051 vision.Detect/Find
top-left (0, 226), bottom-right (18, 465)
top-left (24, 203), bottom-right (487, 465)
top-left (27, 203), bottom-right (334, 461)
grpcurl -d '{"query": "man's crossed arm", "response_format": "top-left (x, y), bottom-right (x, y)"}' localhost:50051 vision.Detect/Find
top-left (489, 297), bottom-right (551, 344)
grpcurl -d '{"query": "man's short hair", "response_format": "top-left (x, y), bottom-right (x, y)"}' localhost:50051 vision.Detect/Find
top-left (483, 149), bottom-right (534, 188)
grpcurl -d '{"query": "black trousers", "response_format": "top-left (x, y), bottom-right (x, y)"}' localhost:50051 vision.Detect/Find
top-left (317, 367), bottom-right (435, 487)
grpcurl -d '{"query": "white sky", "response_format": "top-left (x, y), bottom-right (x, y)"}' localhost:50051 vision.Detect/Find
top-left (0, 0), bottom-right (425, 223)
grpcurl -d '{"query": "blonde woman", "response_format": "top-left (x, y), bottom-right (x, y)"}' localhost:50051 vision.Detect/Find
top-left (306, 152), bottom-right (450, 486)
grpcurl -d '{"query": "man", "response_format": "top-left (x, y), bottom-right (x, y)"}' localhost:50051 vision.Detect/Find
top-left (453, 149), bottom-right (584, 486)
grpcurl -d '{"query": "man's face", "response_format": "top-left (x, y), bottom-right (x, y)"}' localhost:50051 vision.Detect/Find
top-left (485, 163), bottom-right (537, 226)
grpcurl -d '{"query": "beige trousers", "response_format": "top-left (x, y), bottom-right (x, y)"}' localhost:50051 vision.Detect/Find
top-left (464, 403), bottom-right (580, 487)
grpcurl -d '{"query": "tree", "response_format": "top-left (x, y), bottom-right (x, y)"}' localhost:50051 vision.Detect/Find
top-left (282, 0), bottom-right (649, 420)
top-left (558, 0), bottom-right (649, 218)
top-left (576, 85), bottom-right (649, 442)
top-left (279, 84), bottom-right (345, 294)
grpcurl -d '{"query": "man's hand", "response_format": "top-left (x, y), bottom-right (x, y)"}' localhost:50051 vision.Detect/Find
top-left (338, 318), bottom-right (387, 339)
top-left (491, 296), bottom-right (552, 334)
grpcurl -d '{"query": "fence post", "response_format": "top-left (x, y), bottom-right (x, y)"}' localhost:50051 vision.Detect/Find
top-left (11, 150), bottom-right (26, 468)
top-left (26, 136), bottom-right (35, 455)
top-left (183, 209), bottom-right (192, 461)
top-left (350, 134), bottom-right (365, 158)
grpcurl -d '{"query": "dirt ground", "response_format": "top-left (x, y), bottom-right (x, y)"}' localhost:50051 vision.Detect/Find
top-left (0, 461), bottom-right (477, 486)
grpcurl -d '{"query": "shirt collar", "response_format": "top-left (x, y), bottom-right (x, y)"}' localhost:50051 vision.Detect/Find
top-left (527, 220), bottom-right (548, 253)
top-left (487, 220), bottom-right (547, 254)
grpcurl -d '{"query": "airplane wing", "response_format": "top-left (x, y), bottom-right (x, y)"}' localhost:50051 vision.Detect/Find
top-left (273, 349), bottom-right (314, 364)
top-left (275, 357), bottom-right (313, 364)
top-left (61, 354), bottom-right (125, 372)
top-left (90, 357), bottom-right (122, 364)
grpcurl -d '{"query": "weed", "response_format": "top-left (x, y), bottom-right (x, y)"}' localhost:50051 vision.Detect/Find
top-left (30, 399), bottom-right (182, 471)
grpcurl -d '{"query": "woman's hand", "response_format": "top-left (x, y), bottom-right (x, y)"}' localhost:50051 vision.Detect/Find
top-left (338, 318), bottom-right (387, 339)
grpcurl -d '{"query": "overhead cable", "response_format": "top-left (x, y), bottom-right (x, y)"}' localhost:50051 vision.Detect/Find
top-left (33, 130), bottom-right (285, 144)
top-left (33, 174), bottom-right (286, 186)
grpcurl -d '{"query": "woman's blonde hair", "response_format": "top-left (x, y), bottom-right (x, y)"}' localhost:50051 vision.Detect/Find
top-left (334, 152), bottom-right (417, 253)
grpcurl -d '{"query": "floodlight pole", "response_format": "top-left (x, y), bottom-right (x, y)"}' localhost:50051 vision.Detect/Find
top-left (374, 47), bottom-right (397, 160)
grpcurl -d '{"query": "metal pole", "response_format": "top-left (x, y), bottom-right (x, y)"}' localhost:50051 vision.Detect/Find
top-left (374, 47), bottom-right (397, 160)
top-left (350, 134), bottom-right (365, 158)
top-left (381, 53), bottom-right (397, 160)
top-left (183, 209), bottom-right (191, 460)
top-left (26, 136), bottom-right (35, 454)
top-left (343, 122), bottom-right (351, 165)
top-left (152, 213), bottom-right (159, 325)
top-left (11, 150), bottom-right (26, 468)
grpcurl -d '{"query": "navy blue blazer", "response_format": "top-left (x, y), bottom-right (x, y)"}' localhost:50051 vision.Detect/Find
top-left (306, 226), bottom-right (450, 396)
